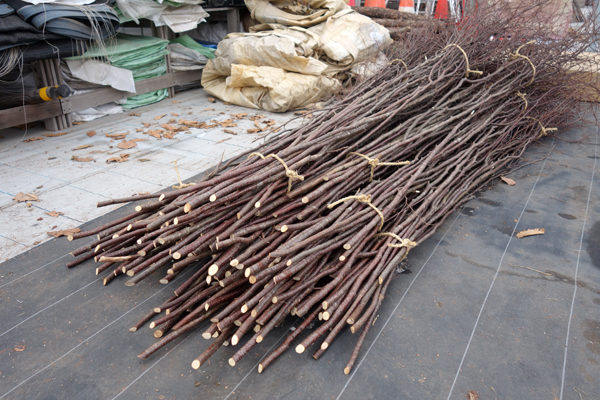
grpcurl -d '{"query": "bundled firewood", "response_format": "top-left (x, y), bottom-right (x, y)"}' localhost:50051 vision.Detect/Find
top-left (67, 2), bottom-right (597, 376)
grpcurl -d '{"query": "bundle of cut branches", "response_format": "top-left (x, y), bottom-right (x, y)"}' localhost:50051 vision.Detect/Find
top-left (67, 1), bottom-right (598, 375)
top-left (352, 6), bottom-right (445, 40)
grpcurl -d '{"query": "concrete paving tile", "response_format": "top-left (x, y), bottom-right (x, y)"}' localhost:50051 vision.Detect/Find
top-left (34, 184), bottom-right (117, 222)
top-left (0, 236), bottom-right (27, 263)
top-left (0, 163), bottom-right (66, 195)
top-left (70, 171), bottom-right (163, 202)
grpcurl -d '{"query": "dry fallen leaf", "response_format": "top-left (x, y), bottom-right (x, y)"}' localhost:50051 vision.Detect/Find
top-left (107, 153), bottom-right (130, 163)
top-left (247, 128), bottom-right (260, 134)
top-left (516, 228), bottom-right (545, 239)
top-left (142, 122), bottom-right (151, 128)
top-left (138, 158), bottom-right (151, 162)
top-left (48, 227), bottom-right (80, 238)
top-left (208, 97), bottom-right (216, 103)
top-left (147, 130), bottom-right (162, 140)
top-left (86, 130), bottom-right (96, 137)
top-left (43, 132), bottom-right (67, 137)
top-left (71, 155), bottom-right (94, 162)
top-left (14, 344), bottom-right (26, 352)
top-left (46, 211), bottom-right (63, 217)
top-left (72, 144), bottom-right (93, 151)
top-left (105, 132), bottom-right (128, 140)
top-left (466, 390), bottom-right (479, 400)
top-left (23, 136), bottom-right (44, 142)
top-left (500, 176), bottom-right (516, 186)
top-left (117, 140), bottom-right (138, 150)
top-left (223, 129), bottom-right (237, 135)
top-left (202, 108), bottom-right (215, 112)
top-left (231, 113), bottom-right (248, 119)
top-left (171, 113), bottom-right (180, 117)
top-left (13, 192), bottom-right (39, 202)
top-left (172, 99), bottom-right (180, 104)
top-left (154, 114), bottom-right (166, 120)
top-left (216, 138), bottom-right (231, 144)
top-left (128, 112), bottom-right (141, 117)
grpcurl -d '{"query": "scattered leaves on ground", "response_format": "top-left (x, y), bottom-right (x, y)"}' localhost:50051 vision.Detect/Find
top-left (500, 176), bottom-right (516, 186)
top-left (231, 113), bottom-right (248, 119)
top-left (23, 136), bottom-right (44, 142)
top-left (46, 211), bottom-right (63, 217)
top-left (47, 227), bottom-right (80, 237)
top-left (516, 228), bottom-right (545, 239)
top-left (71, 155), bottom-right (94, 162)
top-left (13, 192), bottom-right (38, 202)
top-left (43, 132), bottom-right (67, 137)
top-left (72, 144), bottom-right (93, 151)
top-left (87, 131), bottom-right (96, 137)
top-left (107, 153), bottom-right (130, 163)
top-left (147, 130), bottom-right (162, 139)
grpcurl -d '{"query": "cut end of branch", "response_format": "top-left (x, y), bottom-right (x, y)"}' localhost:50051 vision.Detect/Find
top-left (184, 203), bottom-right (192, 213)
top-left (230, 259), bottom-right (239, 267)
top-left (208, 264), bottom-right (219, 276)
top-left (228, 358), bottom-right (236, 367)
top-left (173, 252), bottom-right (182, 260)
top-left (202, 332), bottom-right (212, 340)
top-left (153, 307), bottom-right (161, 313)
top-left (159, 278), bottom-right (169, 284)
top-left (295, 344), bottom-right (305, 354)
top-left (257, 363), bottom-right (263, 373)
top-left (322, 311), bottom-right (330, 321)
top-left (125, 281), bottom-right (136, 287)
top-left (209, 194), bottom-right (217, 202)
top-left (191, 359), bottom-right (200, 370)
top-left (256, 335), bottom-right (263, 343)
top-left (241, 304), bottom-right (248, 313)
top-left (344, 366), bottom-right (351, 375)
top-left (128, 327), bottom-right (137, 332)
top-left (321, 342), bottom-right (328, 351)
top-left (322, 301), bottom-right (328, 310)
top-left (134, 205), bottom-right (142, 212)
top-left (126, 270), bottom-right (135, 277)
top-left (254, 201), bottom-right (261, 209)
top-left (67, 234), bottom-right (74, 241)
top-left (301, 196), bottom-right (309, 204)
top-left (244, 267), bottom-right (251, 278)
top-left (153, 330), bottom-right (163, 338)
top-left (149, 321), bottom-right (156, 329)
top-left (272, 296), bottom-right (278, 304)
top-left (249, 276), bottom-right (257, 284)
top-left (280, 225), bottom-right (288, 233)
top-left (343, 243), bottom-right (352, 250)
top-left (231, 335), bottom-right (239, 346)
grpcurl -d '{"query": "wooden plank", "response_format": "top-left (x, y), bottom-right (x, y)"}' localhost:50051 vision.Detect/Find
top-left (0, 70), bottom-right (202, 130)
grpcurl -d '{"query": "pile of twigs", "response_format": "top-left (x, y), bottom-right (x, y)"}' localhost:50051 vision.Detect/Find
top-left (352, 6), bottom-right (445, 40)
top-left (67, 2), bottom-right (596, 375)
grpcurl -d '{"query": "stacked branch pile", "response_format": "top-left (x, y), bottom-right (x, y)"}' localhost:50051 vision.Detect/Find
top-left (67, 3), bottom-right (597, 375)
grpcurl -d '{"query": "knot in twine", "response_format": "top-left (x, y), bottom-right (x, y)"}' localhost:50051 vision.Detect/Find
top-left (515, 91), bottom-right (528, 112)
top-left (444, 43), bottom-right (484, 78)
top-left (172, 160), bottom-right (195, 189)
top-left (327, 194), bottom-right (385, 231)
top-left (349, 152), bottom-right (410, 182)
top-left (525, 116), bottom-right (557, 138)
top-left (376, 232), bottom-right (417, 258)
top-left (511, 40), bottom-right (536, 87)
top-left (389, 58), bottom-right (408, 71)
top-left (249, 152), bottom-right (304, 193)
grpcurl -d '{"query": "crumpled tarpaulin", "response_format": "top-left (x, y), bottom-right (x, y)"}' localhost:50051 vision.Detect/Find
top-left (201, 0), bottom-right (391, 112)
top-left (115, 0), bottom-right (208, 33)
